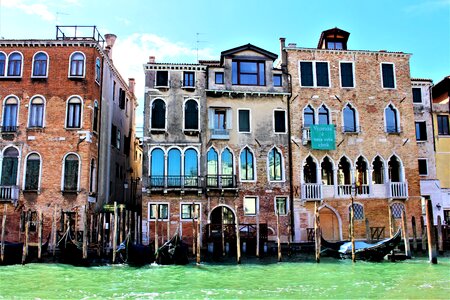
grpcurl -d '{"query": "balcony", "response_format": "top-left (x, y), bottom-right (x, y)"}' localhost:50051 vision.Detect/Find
top-left (0, 186), bottom-right (19, 202)
top-left (388, 181), bottom-right (408, 199)
top-left (148, 175), bottom-right (202, 192)
top-left (1, 126), bottom-right (18, 133)
top-left (210, 128), bottom-right (230, 140)
top-left (301, 183), bottom-right (322, 201)
top-left (337, 184), bottom-right (352, 196)
top-left (206, 175), bottom-right (238, 190)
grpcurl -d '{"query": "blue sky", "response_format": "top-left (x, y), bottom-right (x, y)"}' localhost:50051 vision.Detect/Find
top-left (1, 0), bottom-right (449, 132)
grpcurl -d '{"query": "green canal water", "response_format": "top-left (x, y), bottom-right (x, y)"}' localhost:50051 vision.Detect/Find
top-left (0, 257), bottom-right (449, 299)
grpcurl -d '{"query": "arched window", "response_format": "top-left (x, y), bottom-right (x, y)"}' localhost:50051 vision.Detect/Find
top-left (89, 159), bottom-right (96, 193)
top-left (349, 203), bottom-right (364, 220)
top-left (95, 58), bottom-right (101, 82)
top-left (93, 101), bottom-right (99, 132)
top-left (168, 148), bottom-right (181, 186)
top-left (268, 148), bottom-right (283, 181)
top-left (7, 52), bottom-right (22, 76)
top-left (372, 156), bottom-right (384, 184)
top-left (338, 156), bottom-right (351, 185)
top-left (388, 155), bottom-right (402, 182)
top-left (356, 156), bottom-right (369, 194)
top-left (321, 156), bottom-right (334, 185)
top-left (1, 147), bottom-right (19, 185)
top-left (206, 148), bottom-right (218, 187)
top-left (303, 105), bottom-right (315, 127)
top-left (221, 148), bottom-right (234, 187)
top-left (318, 105), bottom-right (330, 125)
top-left (66, 97), bottom-right (82, 128)
top-left (385, 104), bottom-right (399, 133)
top-left (391, 202), bottom-right (405, 219)
top-left (240, 147), bottom-right (254, 181)
top-left (3, 97), bottom-right (19, 132)
top-left (0, 53), bottom-right (5, 76)
top-left (184, 99), bottom-right (199, 130)
top-left (69, 52), bottom-right (85, 77)
top-left (29, 96), bottom-right (45, 128)
top-left (25, 153), bottom-right (40, 191)
top-left (150, 148), bottom-right (164, 187)
top-left (343, 104), bottom-right (357, 132)
top-left (32, 52), bottom-right (48, 77)
top-left (184, 149), bottom-right (198, 187)
top-left (303, 156), bottom-right (317, 183)
top-left (151, 99), bottom-right (166, 130)
top-left (63, 154), bottom-right (79, 192)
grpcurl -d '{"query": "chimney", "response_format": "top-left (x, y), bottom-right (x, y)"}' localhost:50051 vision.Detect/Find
top-left (104, 33), bottom-right (117, 59)
top-left (149, 56), bottom-right (155, 63)
top-left (280, 37), bottom-right (287, 71)
top-left (128, 78), bottom-right (135, 94)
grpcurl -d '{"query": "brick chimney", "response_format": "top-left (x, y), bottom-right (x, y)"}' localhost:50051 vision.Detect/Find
top-left (128, 78), bottom-right (135, 94)
top-left (104, 34), bottom-right (117, 59)
top-left (149, 56), bottom-right (155, 63)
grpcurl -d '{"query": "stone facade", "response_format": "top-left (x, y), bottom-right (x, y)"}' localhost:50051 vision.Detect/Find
top-left (283, 28), bottom-right (422, 242)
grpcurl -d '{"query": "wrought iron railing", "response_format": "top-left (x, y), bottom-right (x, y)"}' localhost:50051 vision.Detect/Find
top-left (1, 125), bottom-right (18, 133)
top-left (206, 175), bottom-right (237, 189)
top-left (148, 175), bottom-right (202, 189)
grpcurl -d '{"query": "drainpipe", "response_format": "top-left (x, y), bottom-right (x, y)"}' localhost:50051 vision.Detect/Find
top-left (429, 84), bottom-right (436, 153)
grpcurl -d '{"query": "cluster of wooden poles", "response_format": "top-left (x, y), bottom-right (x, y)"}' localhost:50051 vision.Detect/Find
top-left (313, 198), bottom-right (444, 264)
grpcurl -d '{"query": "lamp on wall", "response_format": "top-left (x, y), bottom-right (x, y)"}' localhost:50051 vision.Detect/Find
top-left (436, 203), bottom-right (442, 211)
top-left (124, 181), bottom-right (129, 189)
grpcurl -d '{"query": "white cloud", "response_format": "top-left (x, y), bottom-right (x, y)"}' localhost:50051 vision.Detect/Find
top-left (112, 33), bottom-right (216, 135)
top-left (404, 0), bottom-right (450, 13)
top-left (2, 0), bottom-right (55, 21)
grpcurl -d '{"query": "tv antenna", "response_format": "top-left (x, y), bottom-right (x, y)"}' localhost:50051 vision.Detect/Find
top-left (196, 33), bottom-right (206, 62)
top-left (56, 11), bottom-right (69, 25)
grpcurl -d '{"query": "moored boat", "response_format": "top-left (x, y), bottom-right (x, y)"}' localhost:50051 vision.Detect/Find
top-left (117, 233), bottom-right (155, 265)
top-left (0, 241), bottom-right (24, 265)
top-left (155, 233), bottom-right (189, 265)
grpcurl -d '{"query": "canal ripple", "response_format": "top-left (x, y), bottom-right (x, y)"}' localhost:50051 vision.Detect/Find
top-left (0, 257), bottom-right (449, 299)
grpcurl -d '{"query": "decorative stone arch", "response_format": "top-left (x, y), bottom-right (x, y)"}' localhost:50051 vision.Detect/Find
top-left (384, 102), bottom-right (401, 133)
top-left (208, 204), bottom-right (236, 224)
top-left (387, 153), bottom-right (405, 182)
top-left (302, 153), bottom-right (320, 183)
top-left (149, 97), bottom-right (167, 130)
top-left (31, 51), bottom-right (49, 77)
top-left (61, 152), bottom-right (82, 192)
top-left (239, 145), bottom-right (256, 182)
top-left (319, 203), bottom-right (343, 241)
top-left (302, 103), bottom-right (316, 127)
top-left (341, 102), bottom-right (360, 132)
top-left (267, 145), bottom-right (285, 182)
top-left (28, 94), bottom-right (47, 128)
top-left (318, 102), bottom-right (331, 125)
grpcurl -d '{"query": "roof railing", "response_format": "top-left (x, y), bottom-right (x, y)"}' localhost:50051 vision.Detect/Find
top-left (56, 25), bottom-right (105, 48)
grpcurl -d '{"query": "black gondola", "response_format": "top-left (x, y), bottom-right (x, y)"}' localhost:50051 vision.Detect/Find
top-left (57, 228), bottom-right (84, 265)
top-left (117, 233), bottom-right (155, 265)
top-left (155, 233), bottom-right (189, 265)
top-left (0, 241), bottom-right (24, 265)
top-left (321, 228), bottom-right (402, 261)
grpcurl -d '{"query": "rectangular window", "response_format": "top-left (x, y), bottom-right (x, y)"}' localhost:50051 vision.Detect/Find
top-left (238, 109), bottom-right (250, 132)
top-left (412, 88), bottom-right (422, 103)
top-left (156, 71), bottom-right (169, 87)
top-left (274, 110), bottom-right (286, 133)
top-left (119, 88), bottom-right (126, 109)
top-left (215, 72), bottom-right (224, 84)
top-left (183, 71), bottom-right (195, 87)
top-left (340, 62), bottom-right (354, 88)
top-left (181, 204), bottom-right (200, 219)
top-left (418, 159), bottom-right (428, 176)
top-left (275, 197), bottom-right (287, 215)
top-left (444, 210), bottom-right (450, 226)
top-left (232, 61), bottom-right (265, 86)
top-left (437, 115), bottom-right (449, 135)
top-left (381, 63), bottom-right (395, 88)
top-left (273, 74), bottom-right (282, 87)
top-left (300, 61), bottom-right (329, 87)
top-left (149, 203), bottom-right (169, 220)
top-left (116, 128), bottom-right (121, 150)
top-left (67, 103), bottom-right (81, 128)
top-left (244, 197), bottom-right (257, 216)
top-left (415, 121), bottom-right (427, 141)
top-left (111, 124), bottom-right (117, 147)
top-left (214, 109), bottom-right (226, 129)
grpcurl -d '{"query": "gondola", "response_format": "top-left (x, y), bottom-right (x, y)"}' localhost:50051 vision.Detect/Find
top-left (117, 233), bottom-right (155, 265)
top-left (321, 228), bottom-right (402, 261)
top-left (155, 233), bottom-right (189, 265)
top-left (0, 241), bottom-right (24, 265)
top-left (57, 228), bottom-right (84, 265)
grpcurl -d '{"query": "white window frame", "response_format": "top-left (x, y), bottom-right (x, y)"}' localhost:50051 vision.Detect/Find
top-left (302, 104), bottom-right (316, 127)
top-left (237, 108), bottom-right (251, 133)
top-left (150, 97), bottom-right (167, 131)
top-left (418, 158), bottom-right (428, 176)
top-left (298, 60), bottom-right (331, 88)
top-left (243, 196), bottom-right (258, 216)
top-left (61, 152), bottom-right (81, 193)
top-left (339, 61), bottom-right (355, 88)
top-left (180, 202), bottom-right (201, 221)
top-left (182, 71), bottom-right (196, 88)
top-left (415, 120), bottom-right (427, 143)
top-left (155, 70), bottom-right (170, 88)
top-left (267, 146), bottom-right (285, 183)
top-left (341, 102), bottom-right (360, 133)
top-left (0, 145), bottom-right (22, 187)
top-left (183, 98), bottom-right (200, 132)
top-left (318, 103), bottom-right (331, 125)
top-left (383, 102), bottom-right (401, 133)
top-left (239, 146), bottom-right (256, 182)
top-left (273, 109), bottom-right (287, 134)
top-left (28, 95), bottom-right (46, 128)
top-left (95, 57), bottom-right (101, 84)
top-left (412, 87), bottom-right (423, 104)
top-left (380, 62), bottom-right (396, 89)
top-left (148, 202), bottom-right (170, 221)
top-left (0, 51), bottom-right (6, 77)
top-left (274, 196), bottom-right (289, 216)
top-left (6, 51), bottom-right (24, 78)
top-left (22, 152), bottom-right (42, 192)
top-left (2, 94), bottom-right (20, 129)
top-left (68, 51), bottom-right (86, 78)
top-left (31, 51), bottom-right (49, 78)
top-left (65, 95), bottom-right (84, 129)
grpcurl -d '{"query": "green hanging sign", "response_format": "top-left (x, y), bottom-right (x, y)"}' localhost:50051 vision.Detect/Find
top-left (310, 124), bottom-right (336, 150)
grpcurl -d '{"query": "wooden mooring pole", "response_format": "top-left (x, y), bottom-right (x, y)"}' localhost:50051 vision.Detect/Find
top-left (82, 206), bottom-right (88, 260)
top-left (437, 216), bottom-right (444, 254)
top-left (314, 201), bottom-right (321, 263)
top-left (350, 198), bottom-right (355, 263)
top-left (196, 205), bottom-right (201, 264)
top-left (425, 199), bottom-right (437, 264)
top-left (235, 204), bottom-right (241, 264)
top-left (420, 216), bottom-right (427, 253)
top-left (97, 213), bottom-right (103, 256)
top-left (256, 211), bottom-right (260, 258)
top-left (112, 202), bottom-right (118, 263)
top-left (388, 205), bottom-right (394, 238)
top-left (276, 208), bottom-right (281, 262)
top-left (22, 211), bottom-right (30, 264)
top-left (1, 204), bottom-right (7, 263)
top-left (154, 205), bottom-right (159, 252)
top-left (38, 211), bottom-right (43, 260)
top-left (52, 205), bottom-right (57, 257)
top-left (411, 216), bottom-right (417, 252)
top-left (192, 202), bottom-right (196, 256)
top-left (401, 209), bottom-right (411, 258)
top-left (365, 218), bottom-right (371, 242)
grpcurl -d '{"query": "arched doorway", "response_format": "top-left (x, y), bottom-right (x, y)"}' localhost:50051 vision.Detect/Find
top-left (320, 206), bottom-right (340, 241)
top-left (210, 205), bottom-right (235, 225)
top-left (208, 205), bottom-right (236, 256)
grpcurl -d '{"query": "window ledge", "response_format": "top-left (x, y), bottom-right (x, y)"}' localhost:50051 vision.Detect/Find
top-left (181, 86), bottom-right (196, 90)
top-left (150, 129), bottom-right (166, 134)
top-left (437, 135), bottom-right (450, 138)
top-left (0, 76), bottom-right (22, 80)
top-left (61, 190), bottom-right (80, 194)
top-left (31, 76), bottom-right (48, 80)
top-left (23, 189), bottom-right (40, 194)
top-left (342, 131), bottom-right (360, 135)
top-left (68, 76), bottom-right (85, 80)
top-left (184, 130), bottom-right (200, 136)
top-left (155, 85), bottom-right (170, 89)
